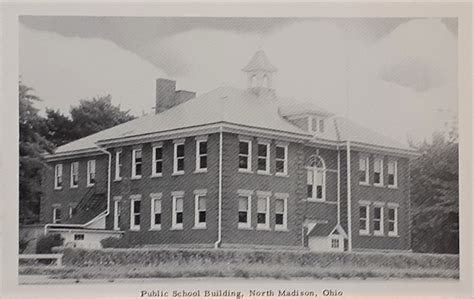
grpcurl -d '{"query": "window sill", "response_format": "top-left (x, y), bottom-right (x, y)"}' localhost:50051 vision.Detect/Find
top-left (129, 227), bottom-right (140, 231)
top-left (54, 187), bottom-right (63, 191)
top-left (275, 173), bottom-right (288, 177)
top-left (359, 231), bottom-right (370, 236)
top-left (373, 232), bottom-right (385, 237)
top-left (87, 184), bottom-right (95, 188)
top-left (170, 226), bottom-right (183, 230)
top-left (387, 185), bottom-right (398, 189)
top-left (192, 225), bottom-right (207, 230)
top-left (275, 227), bottom-right (288, 232)
top-left (70, 185), bottom-right (78, 189)
top-left (130, 176), bottom-right (142, 180)
top-left (171, 172), bottom-right (185, 176)
top-left (194, 169), bottom-right (207, 174)
top-left (114, 178), bottom-right (122, 182)
top-left (256, 171), bottom-right (271, 176)
top-left (256, 226), bottom-right (271, 231)
top-left (149, 226), bottom-right (161, 231)
top-left (373, 184), bottom-right (384, 188)
top-left (150, 174), bottom-right (163, 178)
top-left (237, 225), bottom-right (253, 230)
top-left (238, 169), bottom-right (253, 174)
top-left (359, 182), bottom-right (370, 186)
top-left (388, 233), bottom-right (399, 238)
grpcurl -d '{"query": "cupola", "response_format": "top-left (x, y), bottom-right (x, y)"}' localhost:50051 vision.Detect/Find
top-left (242, 50), bottom-right (278, 96)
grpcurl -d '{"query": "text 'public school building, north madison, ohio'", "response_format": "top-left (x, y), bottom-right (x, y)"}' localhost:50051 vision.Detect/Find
top-left (41, 51), bottom-right (417, 252)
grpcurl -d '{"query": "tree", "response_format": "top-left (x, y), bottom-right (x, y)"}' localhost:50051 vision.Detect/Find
top-left (410, 140), bottom-right (459, 253)
top-left (69, 95), bottom-right (135, 140)
top-left (19, 81), bottom-right (54, 224)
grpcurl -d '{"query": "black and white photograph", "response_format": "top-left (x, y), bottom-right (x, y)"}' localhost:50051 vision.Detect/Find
top-left (1, 1), bottom-right (472, 298)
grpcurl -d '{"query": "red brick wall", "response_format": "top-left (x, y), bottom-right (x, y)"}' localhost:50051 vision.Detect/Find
top-left (40, 154), bottom-right (107, 224)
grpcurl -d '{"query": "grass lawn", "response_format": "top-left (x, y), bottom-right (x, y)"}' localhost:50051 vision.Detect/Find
top-left (19, 261), bottom-right (459, 280)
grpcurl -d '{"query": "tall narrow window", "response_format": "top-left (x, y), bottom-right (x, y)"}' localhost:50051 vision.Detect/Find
top-left (388, 206), bottom-right (398, 236)
top-left (257, 143), bottom-right (270, 174)
top-left (152, 144), bottom-right (163, 177)
top-left (359, 204), bottom-right (370, 235)
top-left (172, 194), bottom-right (184, 229)
top-left (238, 139), bottom-right (252, 171)
top-left (275, 145), bottom-right (288, 175)
top-left (359, 155), bottom-right (369, 184)
top-left (238, 195), bottom-right (251, 229)
top-left (130, 195), bottom-right (141, 230)
top-left (194, 193), bottom-right (207, 228)
top-left (310, 116), bottom-right (318, 133)
top-left (275, 195), bottom-right (288, 230)
top-left (150, 193), bottom-right (162, 230)
top-left (319, 119), bottom-right (325, 133)
top-left (373, 206), bottom-right (384, 235)
top-left (70, 162), bottom-right (79, 188)
top-left (256, 196), bottom-right (270, 230)
top-left (53, 207), bottom-right (61, 224)
top-left (54, 164), bottom-right (63, 190)
top-left (132, 148), bottom-right (142, 179)
top-left (306, 155), bottom-right (326, 201)
top-left (115, 150), bottom-right (122, 181)
top-left (113, 198), bottom-right (121, 230)
top-left (173, 141), bottom-right (185, 174)
top-left (87, 160), bottom-right (96, 186)
top-left (196, 139), bottom-right (208, 172)
top-left (374, 157), bottom-right (384, 186)
top-left (388, 160), bottom-right (398, 188)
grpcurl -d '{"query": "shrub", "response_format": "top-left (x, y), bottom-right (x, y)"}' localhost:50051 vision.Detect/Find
top-left (36, 234), bottom-right (63, 254)
top-left (100, 236), bottom-right (130, 248)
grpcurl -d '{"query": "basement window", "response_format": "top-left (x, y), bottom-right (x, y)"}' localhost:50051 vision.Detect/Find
top-left (74, 234), bottom-right (85, 241)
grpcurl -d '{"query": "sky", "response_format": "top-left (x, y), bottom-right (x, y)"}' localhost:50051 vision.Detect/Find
top-left (19, 17), bottom-right (458, 144)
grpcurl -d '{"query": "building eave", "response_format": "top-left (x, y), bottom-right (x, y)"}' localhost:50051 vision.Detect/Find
top-left (44, 148), bottom-right (104, 162)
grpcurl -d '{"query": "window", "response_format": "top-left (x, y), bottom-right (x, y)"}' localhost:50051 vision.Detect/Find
top-left (113, 198), bottom-right (121, 230)
top-left (306, 155), bottom-right (326, 201)
top-left (257, 143), bottom-right (270, 173)
top-left (132, 149), bottom-right (142, 179)
top-left (172, 194), bottom-right (184, 230)
top-left (74, 234), bottom-right (84, 241)
top-left (374, 157), bottom-right (384, 186)
top-left (68, 206), bottom-right (76, 219)
top-left (53, 208), bottom-right (61, 224)
top-left (194, 193), bottom-right (207, 228)
top-left (373, 206), bottom-right (384, 235)
top-left (150, 193), bottom-right (162, 230)
top-left (173, 141), bottom-right (185, 174)
top-left (331, 238), bottom-right (340, 249)
top-left (152, 144), bottom-right (163, 177)
top-left (275, 145), bottom-right (288, 175)
top-left (359, 155), bottom-right (369, 185)
top-left (388, 160), bottom-right (398, 188)
top-left (54, 164), bottom-right (63, 189)
top-left (130, 195), bottom-right (141, 230)
top-left (87, 160), bottom-right (96, 186)
top-left (388, 206), bottom-right (398, 236)
top-left (275, 196), bottom-right (287, 230)
top-left (70, 162), bottom-right (79, 188)
top-left (196, 139), bottom-right (208, 172)
top-left (359, 204), bottom-right (370, 235)
top-left (238, 195), bottom-right (251, 229)
top-left (256, 196), bottom-right (270, 230)
top-left (115, 150), bottom-right (122, 181)
top-left (238, 140), bottom-right (252, 171)
top-left (319, 119), bottom-right (325, 133)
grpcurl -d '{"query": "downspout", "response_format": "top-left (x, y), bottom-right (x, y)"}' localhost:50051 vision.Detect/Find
top-left (44, 146), bottom-right (112, 235)
top-left (337, 147), bottom-right (341, 225)
top-left (214, 126), bottom-right (223, 249)
top-left (346, 140), bottom-right (352, 252)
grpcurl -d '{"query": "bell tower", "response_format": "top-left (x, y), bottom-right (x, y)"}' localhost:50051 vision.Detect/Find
top-left (242, 50), bottom-right (278, 96)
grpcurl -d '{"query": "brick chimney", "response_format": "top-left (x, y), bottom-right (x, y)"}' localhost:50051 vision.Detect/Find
top-left (155, 78), bottom-right (196, 114)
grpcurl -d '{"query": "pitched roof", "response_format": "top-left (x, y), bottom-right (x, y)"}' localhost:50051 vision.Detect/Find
top-left (307, 223), bottom-right (347, 238)
top-left (242, 50), bottom-right (278, 73)
top-left (53, 86), bottom-right (413, 155)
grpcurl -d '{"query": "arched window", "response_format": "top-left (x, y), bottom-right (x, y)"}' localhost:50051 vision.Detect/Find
top-left (262, 75), bottom-right (269, 88)
top-left (306, 155), bottom-right (326, 201)
top-left (251, 75), bottom-right (258, 88)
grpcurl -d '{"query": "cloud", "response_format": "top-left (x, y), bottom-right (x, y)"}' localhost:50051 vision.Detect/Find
top-left (20, 24), bottom-right (168, 116)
